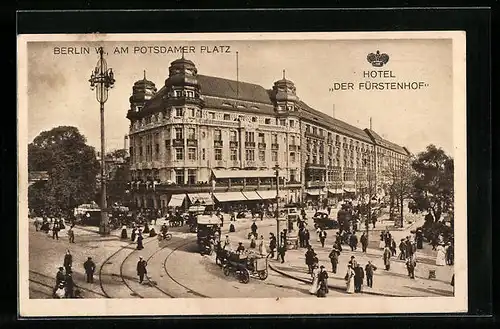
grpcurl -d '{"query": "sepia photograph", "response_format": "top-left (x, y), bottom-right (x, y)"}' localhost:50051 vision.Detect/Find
top-left (17, 32), bottom-right (467, 316)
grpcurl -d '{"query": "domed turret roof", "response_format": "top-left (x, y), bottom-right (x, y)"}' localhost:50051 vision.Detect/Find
top-left (171, 57), bottom-right (196, 67)
top-left (134, 70), bottom-right (156, 88)
top-left (274, 70), bottom-right (295, 86)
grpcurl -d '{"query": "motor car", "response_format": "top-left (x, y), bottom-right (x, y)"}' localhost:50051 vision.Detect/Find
top-left (313, 210), bottom-right (339, 230)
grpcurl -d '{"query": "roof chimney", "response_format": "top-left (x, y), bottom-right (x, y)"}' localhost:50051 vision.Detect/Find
top-left (370, 117), bottom-right (373, 130)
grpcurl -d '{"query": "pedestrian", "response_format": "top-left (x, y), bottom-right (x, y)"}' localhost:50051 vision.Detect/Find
top-left (446, 241), bottom-right (454, 265)
top-left (319, 229), bottom-right (327, 248)
top-left (305, 246), bottom-right (317, 274)
top-left (348, 255), bottom-right (358, 268)
top-left (317, 265), bottom-right (329, 297)
top-left (365, 261), bottom-right (377, 288)
top-left (52, 220), bottom-right (60, 240)
top-left (251, 221), bottom-right (258, 237)
top-left (345, 264), bottom-right (355, 294)
top-left (328, 246), bottom-right (340, 273)
top-left (436, 243), bottom-right (446, 266)
top-left (149, 226), bottom-right (157, 237)
top-left (349, 232), bottom-right (358, 251)
top-left (360, 232), bottom-right (368, 253)
top-left (309, 263), bottom-right (320, 295)
top-left (224, 235), bottom-right (231, 249)
top-left (315, 226), bottom-right (321, 242)
top-left (83, 257), bottom-right (96, 283)
top-left (278, 245), bottom-right (286, 263)
top-left (53, 267), bottom-right (66, 297)
top-left (379, 231), bottom-right (386, 249)
top-left (383, 246), bottom-right (391, 270)
top-left (63, 250), bottom-right (72, 274)
top-left (34, 218), bottom-right (40, 231)
top-left (143, 222), bottom-right (150, 234)
top-left (136, 256), bottom-right (148, 283)
top-left (268, 233), bottom-right (277, 258)
top-left (137, 233), bottom-right (144, 250)
top-left (120, 225), bottom-right (128, 239)
top-left (353, 263), bottom-right (365, 293)
top-left (304, 229), bottom-right (311, 247)
top-left (64, 271), bottom-right (74, 298)
top-left (229, 222), bottom-right (235, 233)
top-left (451, 273), bottom-right (455, 294)
top-left (67, 225), bottom-right (75, 243)
top-left (406, 254), bottom-right (417, 279)
top-left (298, 228), bottom-right (305, 248)
top-left (131, 226), bottom-right (137, 242)
top-left (258, 235), bottom-right (265, 256)
top-left (249, 235), bottom-right (256, 249)
top-left (390, 238), bottom-right (397, 256)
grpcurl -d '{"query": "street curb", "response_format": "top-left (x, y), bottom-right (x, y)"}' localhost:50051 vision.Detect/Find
top-left (268, 263), bottom-right (400, 297)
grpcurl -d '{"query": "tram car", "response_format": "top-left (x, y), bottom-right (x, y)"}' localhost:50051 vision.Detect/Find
top-left (196, 214), bottom-right (221, 255)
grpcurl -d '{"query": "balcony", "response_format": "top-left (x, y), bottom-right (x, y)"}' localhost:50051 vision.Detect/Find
top-left (229, 141), bottom-right (238, 148)
top-left (258, 142), bottom-right (266, 149)
top-left (187, 139), bottom-right (198, 147)
top-left (215, 160), bottom-right (226, 168)
top-left (306, 181), bottom-right (326, 188)
top-left (245, 160), bottom-right (257, 167)
top-left (271, 143), bottom-right (279, 150)
top-left (172, 139), bottom-right (184, 147)
top-left (305, 162), bottom-right (327, 170)
top-left (214, 140), bottom-right (223, 148)
top-left (245, 142), bottom-right (256, 148)
top-left (305, 131), bottom-right (325, 139)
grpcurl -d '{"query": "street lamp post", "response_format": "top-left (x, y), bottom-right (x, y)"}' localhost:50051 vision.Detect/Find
top-left (89, 47), bottom-right (115, 236)
top-left (275, 164), bottom-right (280, 260)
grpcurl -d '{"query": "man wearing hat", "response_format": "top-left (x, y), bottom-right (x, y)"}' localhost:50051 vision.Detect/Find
top-left (83, 257), bottom-right (96, 283)
top-left (328, 246), bottom-right (340, 273)
top-left (136, 256), bottom-right (148, 284)
top-left (53, 267), bottom-right (65, 297)
top-left (64, 270), bottom-right (75, 298)
top-left (236, 242), bottom-right (245, 254)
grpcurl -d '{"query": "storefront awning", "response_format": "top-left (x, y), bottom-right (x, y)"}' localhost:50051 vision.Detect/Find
top-left (212, 169), bottom-right (276, 179)
top-left (306, 189), bottom-right (326, 196)
top-left (213, 192), bottom-right (247, 202)
top-left (257, 190), bottom-right (278, 200)
top-left (328, 189), bottom-right (344, 194)
top-left (242, 191), bottom-right (262, 201)
top-left (187, 193), bottom-right (214, 205)
top-left (168, 194), bottom-right (185, 207)
top-left (344, 188), bottom-right (356, 193)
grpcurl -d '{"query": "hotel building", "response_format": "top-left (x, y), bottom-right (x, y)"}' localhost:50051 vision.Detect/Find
top-left (126, 56), bottom-right (410, 209)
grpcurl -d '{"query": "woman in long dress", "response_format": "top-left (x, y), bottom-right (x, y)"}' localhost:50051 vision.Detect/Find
top-left (436, 244), bottom-right (446, 266)
top-left (345, 265), bottom-right (355, 294)
top-left (120, 225), bottom-right (128, 239)
top-left (379, 232), bottom-right (386, 249)
top-left (258, 235), bottom-right (265, 256)
top-left (309, 264), bottom-right (320, 295)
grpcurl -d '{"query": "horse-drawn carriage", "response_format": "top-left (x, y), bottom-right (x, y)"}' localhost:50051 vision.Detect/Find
top-left (196, 214), bottom-right (221, 255)
top-left (216, 249), bottom-right (268, 284)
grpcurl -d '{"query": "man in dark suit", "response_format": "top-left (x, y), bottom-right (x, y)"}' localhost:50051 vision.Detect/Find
top-left (365, 261), bottom-right (377, 288)
top-left (63, 250), bottom-right (72, 274)
top-left (328, 246), bottom-right (340, 273)
top-left (136, 256), bottom-right (148, 284)
top-left (360, 232), bottom-right (368, 253)
top-left (83, 257), bottom-right (96, 283)
top-left (353, 263), bottom-right (365, 293)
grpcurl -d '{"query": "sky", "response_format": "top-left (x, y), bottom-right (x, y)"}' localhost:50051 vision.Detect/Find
top-left (26, 37), bottom-right (453, 155)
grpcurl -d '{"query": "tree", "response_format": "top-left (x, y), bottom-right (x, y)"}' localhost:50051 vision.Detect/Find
top-left (384, 159), bottom-right (415, 227)
top-left (106, 150), bottom-right (131, 206)
top-left (28, 126), bottom-right (100, 215)
top-left (411, 144), bottom-right (454, 223)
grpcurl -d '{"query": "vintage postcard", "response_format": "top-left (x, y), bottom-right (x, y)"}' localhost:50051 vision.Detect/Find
top-left (18, 32), bottom-right (466, 316)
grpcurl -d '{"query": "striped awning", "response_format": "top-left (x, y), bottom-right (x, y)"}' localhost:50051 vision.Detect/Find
top-left (187, 193), bottom-right (214, 205)
top-left (168, 194), bottom-right (186, 207)
top-left (344, 188), bottom-right (356, 193)
top-left (328, 188), bottom-right (344, 194)
top-left (213, 192), bottom-right (247, 202)
top-left (212, 169), bottom-right (276, 179)
top-left (306, 189), bottom-right (326, 196)
top-left (242, 191), bottom-right (262, 200)
top-left (257, 190), bottom-right (278, 200)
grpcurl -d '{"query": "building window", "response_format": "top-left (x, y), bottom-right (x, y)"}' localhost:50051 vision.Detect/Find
top-left (175, 148), bottom-right (184, 160)
top-left (187, 128), bottom-right (195, 140)
top-left (245, 131), bottom-right (255, 143)
top-left (272, 151), bottom-right (278, 162)
top-left (230, 131), bottom-right (237, 142)
top-left (290, 135), bottom-right (296, 145)
top-left (196, 109), bottom-right (202, 118)
top-left (280, 119), bottom-right (286, 126)
top-left (139, 146), bottom-right (143, 161)
top-left (258, 133), bottom-right (265, 144)
top-left (175, 169), bottom-right (184, 185)
top-left (175, 128), bottom-right (183, 140)
top-left (175, 108), bottom-right (184, 117)
top-left (290, 152), bottom-right (296, 162)
top-left (214, 129), bottom-right (222, 141)
top-left (265, 118), bottom-right (271, 124)
top-left (313, 127), bottom-right (317, 135)
top-left (272, 134), bottom-right (278, 144)
top-left (252, 117), bottom-right (257, 122)
top-left (259, 150), bottom-right (266, 161)
top-left (188, 169), bottom-right (196, 185)
top-left (215, 149), bottom-right (222, 161)
top-left (188, 148), bottom-right (196, 160)
top-left (289, 120), bottom-right (294, 128)
top-left (246, 149), bottom-right (255, 161)
top-left (155, 143), bottom-right (159, 160)
top-left (209, 112), bottom-right (216, 119)
top-left (230, 149), bottom-right (238, 161)
top-left (224, 114), bottom-right (230, 120)
top-left (290, 169), bottom-right (297, 182)
top-left (306, 125), bottom-right (310, 133)
top-left (313, 155), bottom-right (317, 164)
top-left (202, 148), bottom-right (206, 160)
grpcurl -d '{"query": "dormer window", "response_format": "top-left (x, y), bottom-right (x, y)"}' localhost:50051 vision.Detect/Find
top-left (265, 118), bottom-right (271, 124)
top-left (175, 108), bottom-right (183, 117)
top-left (136, 106), bottom-right (143, 112)
top-left (174, 90), bottom-right (182, 97)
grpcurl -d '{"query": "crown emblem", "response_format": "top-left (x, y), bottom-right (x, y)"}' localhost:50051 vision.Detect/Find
top-left (367, 50), bottom-right (389, 67)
